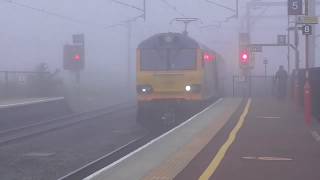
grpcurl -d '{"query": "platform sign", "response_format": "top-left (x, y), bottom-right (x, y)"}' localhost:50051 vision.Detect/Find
top-left (239, 33), bottom-right (250, 46)
top-left (250, 45), bottom-right (262, 52)
top-left (277, 35), bottom-right (287, 45)
top-left (302, 25), bottom-right (312, 35)
top-left (72, 34), bottom-right (85, 45)
top-left (263, 59), bottom-right (268, 65)
top-left (18, 75), bottom-right (27, 85)
top-left (296, 16), bottom-right (319, 24)
top-left (288, 0), bottom-right (303, 15)
top-left (277, 35), bottom-right (286, 45)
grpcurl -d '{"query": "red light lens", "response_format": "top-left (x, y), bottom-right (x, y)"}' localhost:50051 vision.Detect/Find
top-left (240, 52), bottom-right (249, 64)
top-left (242, 54), bottom-right (248, 60)
top-left (73, 54), bottom-right (81, 61)
top-left (203, 53), bottom-right (215, 63)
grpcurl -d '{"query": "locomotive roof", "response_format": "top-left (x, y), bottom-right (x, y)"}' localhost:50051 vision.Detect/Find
top-left (138, 32), bottom-right (214, 52)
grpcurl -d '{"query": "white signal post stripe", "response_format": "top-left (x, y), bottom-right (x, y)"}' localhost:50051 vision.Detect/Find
top-left (199, 98), bottom-right (252, 180)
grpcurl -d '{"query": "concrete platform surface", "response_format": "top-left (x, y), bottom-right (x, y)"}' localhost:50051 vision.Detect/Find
top-left (85, 98), bottom-right (242, 180)
top-left (176, 98), bottom-right (320, 180)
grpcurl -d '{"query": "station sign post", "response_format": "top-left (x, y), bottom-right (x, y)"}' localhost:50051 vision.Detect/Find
top-left (301, 0), bottom-right (318, 126)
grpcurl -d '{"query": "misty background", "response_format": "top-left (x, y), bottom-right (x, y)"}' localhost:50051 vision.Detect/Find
top-left (0, 0), bottom-right (319, 109)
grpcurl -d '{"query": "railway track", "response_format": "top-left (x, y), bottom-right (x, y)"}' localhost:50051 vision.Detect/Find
top-left (0, 102), bottom-right (136, 146)
top-left (57, 114), bottom-right (195, 180)
top-left (57, 99), bottom-right (218, 180)
top-left (57, 134), bottom-right (152, 180)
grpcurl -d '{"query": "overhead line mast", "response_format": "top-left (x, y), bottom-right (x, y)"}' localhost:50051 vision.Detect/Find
top-left (111, 0), bottom-right (146, 88)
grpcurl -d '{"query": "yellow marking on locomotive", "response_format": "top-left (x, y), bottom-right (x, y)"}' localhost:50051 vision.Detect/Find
top-left (137, 93), bottom-right (202, 101)
top-left (137, 71), bottom-right (202, 92)
top-left (136, 48), bottom-right (206, 101)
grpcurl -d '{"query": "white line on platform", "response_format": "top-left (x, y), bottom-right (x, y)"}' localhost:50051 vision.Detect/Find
top-left (58, 137), bottom-right (144, 180)
top-left (310, 130), bottom-right (320, 142)
top-left (0, 97), bottom-right (64, 108)
top-left (257, 116), bottom-right (281, 119)
top-left (84, 98), bottom-right (224, 180)
top-left (241, 156), bottom-right (293, 161)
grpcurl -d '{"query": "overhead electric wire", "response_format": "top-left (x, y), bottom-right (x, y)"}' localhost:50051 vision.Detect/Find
top-left (2, 0), bottom-right (90, 24)
top-left (205, 0), bottom-right (236, 12)
top-left (201, 0), bottom-right (238, 29)
top-left (251, 6), bottom-right (270, 26)
top-left (1, 0), bottom-right (134, 29)
top-left (110, 0), bottom-right (144, 12)
top-left (160, 0), bottom-right (186, 17)
top-left (110, 0), bottom-right (146, 23)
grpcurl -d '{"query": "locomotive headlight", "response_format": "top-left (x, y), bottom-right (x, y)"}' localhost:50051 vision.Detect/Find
top-left (185, 85), bottom-right (191, 92)
top-left (185, 84), bottom-right (201, 93)
top-left (137, 85), bottom-right (153, 94)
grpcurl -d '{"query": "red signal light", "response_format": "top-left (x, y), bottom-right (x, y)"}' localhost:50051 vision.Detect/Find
top-left (73, 54), bottom-right (81, 61)
top-left (240, 52), bottom-right (249, 64)
top-left (203, 53), bottom-right (215, 63)
top-left (63, 44), bottom-right (85, 70)
top-left (242, 54), bottom-right (248, 60)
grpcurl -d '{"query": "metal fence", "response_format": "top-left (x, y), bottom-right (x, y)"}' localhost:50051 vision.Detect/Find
top-left (0, 71), bottom-right (64, 99)
top-left (232, 75), bottom-right (276, 97)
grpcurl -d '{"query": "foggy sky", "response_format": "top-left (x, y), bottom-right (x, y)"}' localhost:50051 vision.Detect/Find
top-left (0, 0), bottom-right (318, 78)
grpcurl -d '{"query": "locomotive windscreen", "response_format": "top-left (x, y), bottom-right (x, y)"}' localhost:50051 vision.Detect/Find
top-left (140, 48), bottom-right (197, 71)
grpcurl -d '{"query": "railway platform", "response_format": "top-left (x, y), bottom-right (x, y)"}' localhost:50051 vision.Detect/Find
top-left (0, 97), bottom-right (70, 128)
top-left (84, 97), bottom-right (320, 180)
top-left (0, 97), bottom-right (65, 109)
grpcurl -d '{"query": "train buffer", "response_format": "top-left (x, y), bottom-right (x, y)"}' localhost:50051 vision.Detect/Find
top-left (84, 98), bottom-right (320, 180)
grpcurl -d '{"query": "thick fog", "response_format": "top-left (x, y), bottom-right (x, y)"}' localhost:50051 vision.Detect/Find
top-left (0, 0), bottom-right (319, 103)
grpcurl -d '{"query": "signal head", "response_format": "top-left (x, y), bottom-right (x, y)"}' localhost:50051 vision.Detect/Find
top-left (240, 51), bottom-right (249, 65)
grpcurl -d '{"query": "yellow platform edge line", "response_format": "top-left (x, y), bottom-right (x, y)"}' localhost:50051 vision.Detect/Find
top-left (198, 98), bottom-right (252, 180)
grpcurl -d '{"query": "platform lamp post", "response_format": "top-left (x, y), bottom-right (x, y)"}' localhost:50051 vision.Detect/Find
top-left (303, 0), bottom-right (312, 126)
top-left (288, 0), bottom-right (303, 109)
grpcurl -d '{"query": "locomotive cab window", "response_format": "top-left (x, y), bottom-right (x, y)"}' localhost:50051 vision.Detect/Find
top-left (140, 49), bottom-right (167, 71)
top-left (140, 48), bottom-right (197, 71)
top-left (169, 49), bottom-right (196, 70)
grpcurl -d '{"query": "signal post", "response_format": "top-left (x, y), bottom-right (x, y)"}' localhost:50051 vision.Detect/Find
top-left (238, 33), bottom-right (253, 96)
top-left (238, 33), bottom-right (253, 75)
top-left (63, 34), bottom-right (85, 84)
